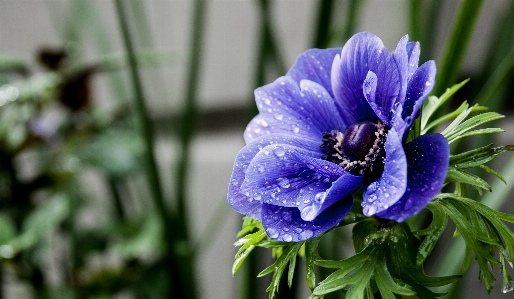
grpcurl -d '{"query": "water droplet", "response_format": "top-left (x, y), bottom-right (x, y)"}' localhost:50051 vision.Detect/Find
top-left (294, 227), bottom-right (303, 233)
top-left (253, 195), bottom-right (261, 201)
top-left (258, 166), bottom-right (264, 172)
top-left (314, 192), bottom-right (326, 203)
top-left (274, 148), bottom-right (285, 157)
top-left (267, 228), bottom-right (279, 239)
top-left (283, 234), bottom-right (293, 242)
top-left (384, 193), bottom-right (389, 198)
top-left (292, 125), bottom-right (300, 133)
top-left (300, 230), bottom-right (314, 239)
top-left (277, 178), bottom-right (291, 188)
top-left (274, 113), bottom-right (284, 120)
top-left (503, 279), bottom-right (514, 293)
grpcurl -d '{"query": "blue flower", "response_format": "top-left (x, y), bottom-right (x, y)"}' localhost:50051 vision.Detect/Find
top-left (228, 32), bottom-right (449, 241)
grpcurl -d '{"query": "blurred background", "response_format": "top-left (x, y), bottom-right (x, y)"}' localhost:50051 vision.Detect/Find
top-left (0, 0), bottom-right (513, 298)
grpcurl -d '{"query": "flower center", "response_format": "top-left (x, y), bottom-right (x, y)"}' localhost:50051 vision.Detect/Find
top-left (320, 121), bottom-right (387, 175)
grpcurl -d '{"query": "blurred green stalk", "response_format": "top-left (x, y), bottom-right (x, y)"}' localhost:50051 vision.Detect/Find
top-left (113, 1), bottom-right (197, 298)
top-left (312, 0), bottom-right (334, 48)
top-left (433, 0), bottom-right (484, 97)
top-left (340, 0), bottom-right (365, 44)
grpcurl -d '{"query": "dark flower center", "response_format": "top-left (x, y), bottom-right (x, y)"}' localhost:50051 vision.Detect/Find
top-left (320, 121), bottom-right (387, 176)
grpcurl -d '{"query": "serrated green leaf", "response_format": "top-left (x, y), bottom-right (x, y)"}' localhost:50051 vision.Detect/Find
top-left (258, 242), bottom-right (303, 299)
top-left (375, 259), bottom-right (415, 299)
top-left (480, 164), bottom-right (507, 184)
top-left (314, 260), bottom-right (375, 297)
top-left (446, 168), bottom-right (491, 192)
top-left (444, 112), bottom-right (504, 143)
top-left (440, 103), bottom-right (486, 138)
top-left (315, 244), bottom-right (374, 270)
top-left (415, 203), bottom-right (448, 266)
top-left (306, 236), bottom-right (322, 290)
top-left (462, 246), bottom-right (473, 273)
top-left (288, 249), bottom-right (298, 288)
top-left (447, 128), bottom-right (504, 143)
top-left (422, 100), bottom-right (469, 135)
top-left (434, 199), bottom-right (497, 291)
top-left (421, 79), bottom-right (469, 131)
top-left (232, 229), bottom-right (266, 275)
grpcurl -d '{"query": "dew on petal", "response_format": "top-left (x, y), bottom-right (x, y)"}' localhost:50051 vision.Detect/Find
top-left (314, 192), bottom-right (326, 203)
top-left (267, 228), bottom-right (279, 239)
top-left (277, 177), bottom-right (291, 188)
top-left (283, 234), bottom-right (293, 242)
top-left (300, 230), bottom-right (314, 239)
top-left (292, 124), bottom-right (300, 133)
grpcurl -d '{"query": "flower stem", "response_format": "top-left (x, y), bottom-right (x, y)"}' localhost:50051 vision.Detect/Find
top-left (433, 0), bottom-right (484, 97)
top-left (114, 1), bottom-right (197, 298)
top-left (312, 0), bottom-right (335, 48)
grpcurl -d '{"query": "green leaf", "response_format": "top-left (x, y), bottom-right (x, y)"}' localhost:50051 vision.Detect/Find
top-left (423, 100), bottom-right (469, 134)
top-left (480, 165), bottom-right (507, 184)
top-left (232, 229), bottom-right (266, 275)
top-left (259, 242), bottom-right (303, 299)
top-left (305, 236), bottom-right (322, 290)
top-left (415, 203), bottom-right (448, 266)
top-left (447, 128), bottom-right (504, 143)
top-left (450, 144), bottom-right (514, 168)
top-left (440, 103), bottom-right (486, 138)
top-left (421, 79), bottom-right (469, 131)
top-left (446, 168), bottom-right (491, 193)
top-left (375, 259), bottom-right (415, 299)
top-left (444, 112), bottom-right (504, 143)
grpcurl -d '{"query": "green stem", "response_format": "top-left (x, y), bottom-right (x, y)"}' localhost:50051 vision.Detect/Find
top-left (473, 45), bottom-right (514, 106)
top-left (433, 0), bottom-right (484, 97)
top-left (312, 0), bottom-right (335, 48)
top-left (421, 0), bottom-right (442, 62)
top-left (408, 0), bottom-right (422, 42)
top-left (114, 1), bottom-right (194, 298)
top-left (108, 177), bottom-right (125, 219)
top-left (341, 0), bottom-right (365, 43)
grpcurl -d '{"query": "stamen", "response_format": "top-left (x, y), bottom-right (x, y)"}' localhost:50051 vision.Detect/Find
top-left (320, 121), bottom-right (388, 176)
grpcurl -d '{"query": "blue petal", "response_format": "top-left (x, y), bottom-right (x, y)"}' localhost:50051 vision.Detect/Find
top-left (300, 172), bottom-right (362, 221)
top-left (241, 143), bottom-right (347, 208)
top-left (286, 48), bottom-right (341, 97)
top-left (392, 35), bottom-right (409, 109)
top-left (228, 134), bottom-right (322, 219)
top-left (244, 114), bottom-right (272, 144)
top-left (255, 76), bottom-right (346, 139)
top-left (406, 41), bottom-right (420, 78)
top-left (402, 61), bottom-right (436, 127)
top-left (331, 32), bottom-right (401, 126)
top-left (261, 196), bottom-right (353, 241)
top-left (376, 133), bottom-right (449, 222)
top-left (362, 128), bottom-right (408, 216)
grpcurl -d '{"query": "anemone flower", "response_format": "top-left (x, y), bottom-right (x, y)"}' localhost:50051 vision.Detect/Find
top-left (228, 32), bottom-right (449, 242)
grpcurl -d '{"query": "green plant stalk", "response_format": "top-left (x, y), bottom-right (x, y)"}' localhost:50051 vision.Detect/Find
top-left (312, 0), bottom-right (335, 48)
top-left (172, 0), bottom-right (208, 298)
top-left (341, 0), bottom-right (365, 43)
top-left (408, 0), bottom-right (422, 42)
top-left (473, 45), bottom-right (514, 107)
top-left (420, 0), bottom-right (442, 62)
top-left (114, 1), bottom-right (194, 298)
top-left (433, 0), bottom-right (484, 97)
